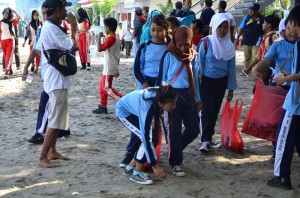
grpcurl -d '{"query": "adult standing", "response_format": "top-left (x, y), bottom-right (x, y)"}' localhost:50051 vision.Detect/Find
top-left (133, 7), bottom-right (146, 57)
top-left (235, 3), bottom-right (264, 75)
top-left (176, 0), bottom-right (196, 27)
top-left (77, 7), bottom-right (91, 70)
top-left (122, 24), bottom-right (133, 58)
top-left (200, 0), bottom-right (215, 36)
top-left (35, 0), bottom-right (78, 168)
top-left (116, 23), bottom-right (124, 51)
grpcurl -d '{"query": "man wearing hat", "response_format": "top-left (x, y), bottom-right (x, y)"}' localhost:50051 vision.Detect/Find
top-left (133, 7), bottom-right (146, 57)
top-left (235, 3), bottom-right (264, 76)
top-left (34, 0), bottom-right (78, 168)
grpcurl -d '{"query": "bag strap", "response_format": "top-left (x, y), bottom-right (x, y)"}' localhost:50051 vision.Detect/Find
top-left (278, 52), bottom-right (293, 70)
top-left (42, 44), bottom-right (50, 61)
top-left (170, 63), bottom-right (185, 86)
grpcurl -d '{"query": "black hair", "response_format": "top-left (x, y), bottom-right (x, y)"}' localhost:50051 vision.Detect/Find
top-left (191, 19), bottom-right (204, 33)
top-left (219, 1), bottom-right (227, 11)
top-left (175, 1), bottom-right (183, 10)
top-left (265, 15), bottom-right (280, 30)
top-left (143, 6), bottom-right (149, 13)
top-left (1, 8), bottom-right (14, 37)
top-left (103, 17), bottom-right (118, 33)
top-left (286, 4), bottom-right (300, 27)
top-left (205, 0), bottom-right (213, 7)
top-left (150, 14), bottom-right (171, 44)
top-left (167, 16), bottom-right (180, 29)
top-left (146, 86), bottom-right (178, 139)
top-left (30, 10), bottom-right (40, 32)
top-left (77, 8), bottom-right (91, 29)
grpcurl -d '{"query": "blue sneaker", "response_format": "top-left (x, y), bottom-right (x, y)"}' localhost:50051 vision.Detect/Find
top-left (130, 172), bottom-right (153, 185)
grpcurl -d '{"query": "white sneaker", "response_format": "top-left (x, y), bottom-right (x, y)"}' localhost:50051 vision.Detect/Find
top-left (172, 165), bottom-right (185, 177)
top-left (199, 141), bottom-right (211, 153)
top-left (210, 139), bottom-right (222, 148)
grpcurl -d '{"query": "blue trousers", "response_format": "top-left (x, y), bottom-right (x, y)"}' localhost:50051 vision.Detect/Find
top-left (274, 109), bottom-right (300, 178)
top-left (200, 75), bottom-right (228, 142)
top-left (36, 90), bottom-right (49, 134)
top-left (167, 88), bottom-right (200, 166)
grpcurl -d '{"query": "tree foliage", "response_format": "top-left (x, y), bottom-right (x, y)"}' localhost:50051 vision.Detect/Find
top-left (156, 0), bottom-right (173, 16)
top-left (92, 0), bottom-right (117, 19)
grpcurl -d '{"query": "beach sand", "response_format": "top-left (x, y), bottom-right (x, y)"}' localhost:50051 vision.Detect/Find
top-left (0, 46), bottom-right (299, 198)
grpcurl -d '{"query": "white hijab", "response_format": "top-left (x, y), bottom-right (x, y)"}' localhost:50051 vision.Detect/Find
top-left (275, 17), bottom-right (286, 42)
top-left (208, 14), bottom-right (235, 60)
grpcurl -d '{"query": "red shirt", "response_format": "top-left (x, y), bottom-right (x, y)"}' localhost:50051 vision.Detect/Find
top-left (193, 34), bottom-right (204, 47)
top-left (100, 34), bottom-right (116, 51)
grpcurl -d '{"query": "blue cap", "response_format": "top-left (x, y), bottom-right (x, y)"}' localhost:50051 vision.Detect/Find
top-left (135, 7), bottom-right (143, 14)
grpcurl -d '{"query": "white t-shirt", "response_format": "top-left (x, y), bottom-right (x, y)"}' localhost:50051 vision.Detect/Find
top-left (209, 12), bottom-right (236, 28)
top-left (123, 29), bottom-right (133, 41)
top-left (35, 20), bottom-right (73, 93)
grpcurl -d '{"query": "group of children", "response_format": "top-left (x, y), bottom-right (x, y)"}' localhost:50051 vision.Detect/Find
top-left (5, 0), bottom-right (298, 190)
top-left (97, 4), bottom-right (300, 189)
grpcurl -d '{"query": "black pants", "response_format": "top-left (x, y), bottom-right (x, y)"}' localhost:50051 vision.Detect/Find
top-left (200, 75), bottom-right (228, 142)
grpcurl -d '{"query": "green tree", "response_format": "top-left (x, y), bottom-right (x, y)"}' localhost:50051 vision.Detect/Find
top-left (156, 0), bottom-right (173, 16)
top-left (92, 0), bottom-right (117, 19)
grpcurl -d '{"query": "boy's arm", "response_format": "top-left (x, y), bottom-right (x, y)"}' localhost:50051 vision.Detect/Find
top-left (274, 73), bottom-right (300, 85)
top-left (98, 34), bottom-right (116, 52)
top-left (22, 50), bottom-right (39, 80)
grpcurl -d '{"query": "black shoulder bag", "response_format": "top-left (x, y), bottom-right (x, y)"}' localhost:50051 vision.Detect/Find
top-left (42, 45), bottom-right (77, 76)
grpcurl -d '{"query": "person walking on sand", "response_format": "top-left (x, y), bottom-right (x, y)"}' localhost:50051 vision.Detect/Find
top-left (34, 0), bottom-right (78, 168)
top-left (92, 17), bottom-right (122, 114)
top-left (22, 10), bottom-right (43, 73)
top-left (77, 8), bottom-right (91, 70)
top-left (0, 7), bottom-right (20, 79)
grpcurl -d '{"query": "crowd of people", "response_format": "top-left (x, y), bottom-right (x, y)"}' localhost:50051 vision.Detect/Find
top-left (1, 0), bottom-right (300, 190)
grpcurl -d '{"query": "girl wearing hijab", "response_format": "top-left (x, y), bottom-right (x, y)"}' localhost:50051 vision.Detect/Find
top-left (157, 26), bottom-right (201, 177)
top-left (23, 10), bottom-right (42, 73)
top-left (198, 14), bottom-right (236, 153)
top-left (0, 7), bottom-right (20, 79)
top-left (77, 8), bottom-right (91, 70)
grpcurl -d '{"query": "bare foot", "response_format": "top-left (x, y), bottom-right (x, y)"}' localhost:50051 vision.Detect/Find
top-left (38, 159), bottom-right (59, 168)
top-left (48, 152), bottom-right (71, 161)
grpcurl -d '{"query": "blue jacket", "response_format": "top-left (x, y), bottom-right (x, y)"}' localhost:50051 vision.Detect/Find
top-left (157, 51), bottom-right (200, 102)
top-left (134, 40), bottom-right (167, 86)
top-left (198, 39), bottom-right (237, 91)
top-left (115, 89), bottom-right (158, 166)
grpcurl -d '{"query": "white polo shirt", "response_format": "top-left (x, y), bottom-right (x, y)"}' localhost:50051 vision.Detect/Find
top-left (35, 19), bottom-right (73, 93)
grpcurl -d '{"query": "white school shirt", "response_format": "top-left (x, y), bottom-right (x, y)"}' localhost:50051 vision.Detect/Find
top-left (0, 19), bottom-right (18, 40)
top-left (123, 29), bottom-right (133, 42)
top-left (35, 20), bottom-right (73, 93)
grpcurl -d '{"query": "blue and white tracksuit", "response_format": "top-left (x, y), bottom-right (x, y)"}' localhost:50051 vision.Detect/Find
top-left (157, 51), bottom-right (200, 166)
top-left (274, 40), bottom-right (300, 179)
top-left (198, 39), bottom-right (236, 143)
top-left (116, 89), bottom-right (158, 166)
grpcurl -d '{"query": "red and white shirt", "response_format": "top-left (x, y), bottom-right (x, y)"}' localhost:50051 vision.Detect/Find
top-left (0, 19), bottom-right (19, 40)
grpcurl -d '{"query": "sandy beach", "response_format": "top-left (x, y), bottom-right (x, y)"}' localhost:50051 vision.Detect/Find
top-left (0, 45), bottom-right (299, 198)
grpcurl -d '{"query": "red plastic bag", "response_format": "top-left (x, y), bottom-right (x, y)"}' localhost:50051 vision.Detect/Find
top-left (221, 99), bottom-right (244, 154)
top-left (242, 81), bottom-right (288, 142)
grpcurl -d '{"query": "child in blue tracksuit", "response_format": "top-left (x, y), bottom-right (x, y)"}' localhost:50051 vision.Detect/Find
top-left (116, 86), bottom-right (178, 185)
top-left (267, 5), bottom-right (300, 190)
top-left (157, 26), bottom-right (201, 176)
top-left (134, 14), bottom-right (170, 89)
top-left (198, 14), bottom-right (236, 153)
top-left (119, 14), bottom-right (170, 168)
